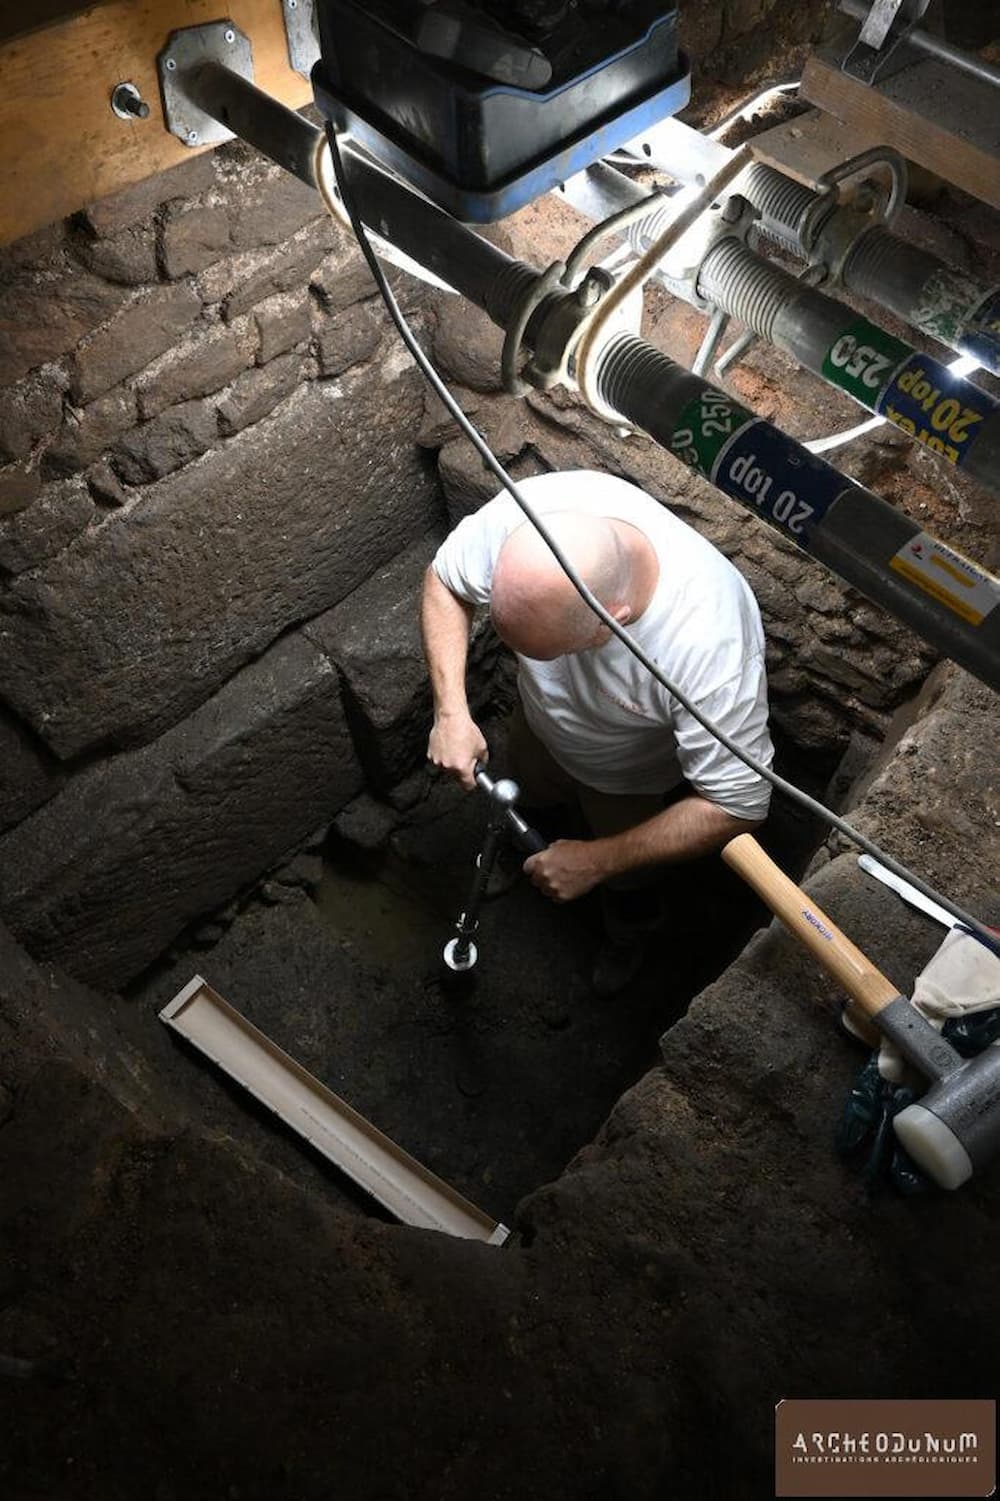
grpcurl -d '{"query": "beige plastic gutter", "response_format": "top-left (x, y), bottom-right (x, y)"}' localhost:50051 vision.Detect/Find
top-left (160, 976), bottom-right (509, 1245)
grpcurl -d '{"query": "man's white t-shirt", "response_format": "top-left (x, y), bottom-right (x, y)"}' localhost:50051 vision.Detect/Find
top-left (432, 470), bottom-right (774, 822)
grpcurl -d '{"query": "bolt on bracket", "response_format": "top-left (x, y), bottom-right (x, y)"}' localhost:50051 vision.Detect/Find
top-left (282, 0), bottom-right (320, 79)
top-left (158, 21), bottom-right (254, 148)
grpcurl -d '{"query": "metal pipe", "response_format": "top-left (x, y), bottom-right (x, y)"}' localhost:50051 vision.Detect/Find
top-left (696, 235), bottom-right (1000, 494)
top-left (629, 117), bottom-right (1000, 375)
top-left (840, 0), bottom-right (1000, 88)
top-left (596, 333), bottom-right (1000, 691)
top-left (183, 62), bottom-right (535, 320)
top-left (179, 60), bottom-right (1000, 694)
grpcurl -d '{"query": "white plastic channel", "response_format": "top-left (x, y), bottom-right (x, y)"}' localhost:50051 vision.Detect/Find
top-left (160, 976), bottom-right (510, 1245)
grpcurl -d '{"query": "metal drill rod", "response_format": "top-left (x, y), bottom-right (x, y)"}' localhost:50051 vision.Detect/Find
top-left (443, 773), bottom-right (525, 972)
top-left (177, 60), bottom-right (1000, 692)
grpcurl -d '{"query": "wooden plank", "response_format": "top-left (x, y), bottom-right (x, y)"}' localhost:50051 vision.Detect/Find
top-left (802, 47), bottom-right (1000, 209)
top-left (0, 1), bottom-right (312, 246)
top-left (750, 108), bottom-right (888, 189)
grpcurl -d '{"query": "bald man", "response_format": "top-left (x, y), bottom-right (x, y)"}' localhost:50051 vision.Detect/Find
top-left (422, 470), bottom-right (774, 985)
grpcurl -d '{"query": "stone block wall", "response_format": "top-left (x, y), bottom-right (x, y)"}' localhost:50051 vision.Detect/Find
top-left (0, 136), bottom-right (449, 984)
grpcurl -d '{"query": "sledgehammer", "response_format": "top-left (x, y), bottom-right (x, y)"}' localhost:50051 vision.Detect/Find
top-left (722, 833), bottom-right (1000, 1190)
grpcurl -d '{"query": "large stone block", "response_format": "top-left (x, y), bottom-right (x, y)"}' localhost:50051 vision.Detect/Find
top-left (0, 462), bottom-right (42, 518)
top-left (0, 631), bottom-right (364, 988)
top-left (71, 222), bottom-right (159, 286)
top-left (0, 706), bottom-right (64, 835)
top-left (134, 322), bottom-right (257, 420)
top-left (199, 221), bottom-right (338, 317)
top-left (0, 475), bottom-right (94, 574)
top-left (254, 290), bottom-right (312, 364)
top-left (111, 399), bottom-right (219, 484)
top-left (215, 351), bottom-right (306, 437)
top-left (0, 375), bottom-right (64, 464)
top-left (0, 267), bottom-right (125, 387)
top-left (44, 387), bottom-right (137, 476)
top-left (0, 369), bottom-right (442, 756)
top-left (306, 534), bottom-right (499, 789)
top-left (82, 154), bottom-right (217, 238)
top-left (160, 204), bottom-right (231, 280)
top-left (315, 303), bottom-right (382, 377)
top-left (70, 284), bottom-right (203, 403)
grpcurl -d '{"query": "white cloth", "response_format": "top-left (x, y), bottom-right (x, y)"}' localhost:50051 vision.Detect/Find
top-left (879, 927), bottom-right (1000, 1083)
top-left (432, 470), bottom-right (774, 821)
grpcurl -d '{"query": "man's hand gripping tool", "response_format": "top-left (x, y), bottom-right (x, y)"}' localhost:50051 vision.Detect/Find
top-left (442, 761), bottom-right (548, 973)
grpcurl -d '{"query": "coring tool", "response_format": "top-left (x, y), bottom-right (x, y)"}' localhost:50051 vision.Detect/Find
top-left (722, 833), bottom-right (1000, 1190)
top-left (442, 762), bottom-right (548, 973)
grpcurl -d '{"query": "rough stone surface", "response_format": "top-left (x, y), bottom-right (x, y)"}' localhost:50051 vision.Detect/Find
top-left (134, 322), bottom-right (257, 420)
top-left (0, 370), bottom-right (442, 756)
top-left (0, 266), bottom-right (124, 387)
top-left (71, 221), bottom-right (159, 286)
top-left (200, 220), bottom-right (338, 317)
top-left (0, 706), bottom-right (63, 834)
top-left (70, 283), bottom-right (203, 403)
top-left (159, 203), bottom-right (231, 280)
top-left (0, 375), bottom-right (64, 463)
top-left (305, 534), bottom-right (499, 790)
top-left (224, 162), bottom-right (325, 250)
top-left (44, 387), bottom-right (137, 475)
top-left (111, 398), bottom-right (220, 484)
top-left (254, 289), bottom-right (312, 364)
top-left (0, 462), bottom-right (42, 517)
top-left (310, 251), bottom-right (379, 313)
top-left (314, 302), bottom-right (383, 377)
top-left (81, 154), bottom-right (217, 237)
top-left (85, 459), bottom-right (131, 508)
top-left (216, 350), bottom-right (306, 437)
top-left (0, 475), bottom-right (93, 575)
top-left (0, 631), bottom-right (364, 988)
top-left (432, 297), bottom-right (505, 391)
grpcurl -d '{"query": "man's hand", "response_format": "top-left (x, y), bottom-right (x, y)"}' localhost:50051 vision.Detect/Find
top-left (524, 839), bottom-right (607, 903)
top-left (427, 710), bottom-right (488, 791)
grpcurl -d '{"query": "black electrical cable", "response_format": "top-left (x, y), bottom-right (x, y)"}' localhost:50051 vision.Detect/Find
top-left (321, 121), bottom-right (993, 944)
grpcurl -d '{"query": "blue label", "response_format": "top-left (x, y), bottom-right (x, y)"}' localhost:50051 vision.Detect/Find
top-left (711, 420), bottom-right (844, 546)
top-left (876, 354), bottom-right (995, 467)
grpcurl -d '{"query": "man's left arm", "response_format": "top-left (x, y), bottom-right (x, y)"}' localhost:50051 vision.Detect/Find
top-left (526, 646), bottom-right (773, 902)
top-left (524, 796), bottom-right (759, 902)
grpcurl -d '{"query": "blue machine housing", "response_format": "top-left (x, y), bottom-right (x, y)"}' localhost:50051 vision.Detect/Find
top-left (312, 2), bottom-right (690, 222)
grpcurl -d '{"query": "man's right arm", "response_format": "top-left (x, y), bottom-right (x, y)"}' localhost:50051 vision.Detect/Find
top-left (420, 564), bottom-right (488, 791)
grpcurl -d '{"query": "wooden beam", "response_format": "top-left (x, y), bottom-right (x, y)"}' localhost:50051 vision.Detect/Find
top-left (0, 1), bottom-right (312, 246)
top-left (802, 47), bottom-right (1000, 210)
top-left (750, 108), bottom-right (890, 190)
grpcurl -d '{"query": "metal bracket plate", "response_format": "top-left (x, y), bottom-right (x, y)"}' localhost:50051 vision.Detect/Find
top-left (158, 21), bottom-right (254, 147)
top-left (282, 0), bottom-right (320, 79)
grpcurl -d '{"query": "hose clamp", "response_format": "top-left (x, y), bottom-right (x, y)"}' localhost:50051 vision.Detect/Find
top-left (798, 147), bottom-right (908, 285)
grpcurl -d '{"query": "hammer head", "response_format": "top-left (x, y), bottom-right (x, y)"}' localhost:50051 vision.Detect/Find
top-left (894, 1044), bottom-right (1000, 1189)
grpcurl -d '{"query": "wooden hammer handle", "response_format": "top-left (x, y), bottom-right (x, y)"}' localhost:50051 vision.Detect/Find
top-left (722, 834), bottom-right (900, 1020)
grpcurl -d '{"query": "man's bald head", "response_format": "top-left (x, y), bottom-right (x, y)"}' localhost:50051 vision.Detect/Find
top-left (491, 511), bottom-right (631, 659)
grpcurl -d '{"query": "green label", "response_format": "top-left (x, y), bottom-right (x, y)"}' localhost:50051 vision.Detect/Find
top-left (670, 389), bottom-right (754, 478)
top-left (821, 318), bottom-right (910, 407)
